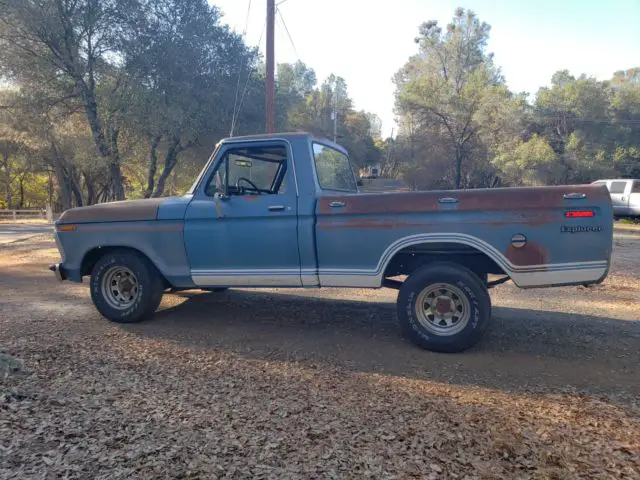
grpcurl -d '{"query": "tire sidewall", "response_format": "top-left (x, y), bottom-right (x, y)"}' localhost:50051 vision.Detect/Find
top-left (90, 252), bottom-right (154, 323)
top-left (398, 264), bottom-right (491, 352)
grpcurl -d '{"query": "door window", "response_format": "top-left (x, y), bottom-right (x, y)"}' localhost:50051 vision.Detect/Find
top-left (609, 181), bottom-right (627, 194)
top-left (632, 181), bottom-right (640, 193)
top-left (312, 143), bottom-right (358, 192)
top-left (206, 145), bottom-right (287, 196)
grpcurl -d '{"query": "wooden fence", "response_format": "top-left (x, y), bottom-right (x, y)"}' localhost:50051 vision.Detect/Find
top-left (0, 207), bottom-right (53, 222)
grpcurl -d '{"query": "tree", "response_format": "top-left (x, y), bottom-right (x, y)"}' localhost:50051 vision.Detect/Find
top-left (612, 68), bottom-right (640, 87)
top-left (493, 134), bottom-right (557, 186)
top-left (534, 71), bottom-right (614, 183)
top-left (122, 0), bottom-right (258, 197)
top-left (610, 70), bottom-right (640, 177)
top-left (0, 0), bottom-right (130, 199)
top-left (276, 61), bottom-right (317, 132)
top-left (0, 89), bottom-right (49, 208)
top-left (394, 8), bottom-right (506, 188)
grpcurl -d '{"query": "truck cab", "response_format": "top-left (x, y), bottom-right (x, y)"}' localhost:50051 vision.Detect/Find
top-left (183, 133), bottom-right (355, 288)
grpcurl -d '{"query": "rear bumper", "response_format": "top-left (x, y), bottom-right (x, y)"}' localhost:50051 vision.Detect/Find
top-left (614, 206), bottom-right (640, 217)
top-left (49, 263), bottom-right (67, 281)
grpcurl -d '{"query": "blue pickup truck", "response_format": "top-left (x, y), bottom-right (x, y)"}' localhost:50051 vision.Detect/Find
top-left (51, 133), bottom-right (614, 352)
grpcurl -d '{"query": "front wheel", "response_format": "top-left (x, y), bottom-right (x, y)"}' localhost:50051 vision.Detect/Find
top-left (396, 262), bottom-right (491, 353)
top-left (90, 250), bottom-right (164, 323)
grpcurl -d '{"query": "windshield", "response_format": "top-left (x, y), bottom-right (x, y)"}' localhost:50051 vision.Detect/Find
top-left (187, 145), bottom-right (220, 195)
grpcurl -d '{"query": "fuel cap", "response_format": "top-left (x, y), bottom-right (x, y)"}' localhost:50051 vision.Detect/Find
top-left (511, 233), bottom-right (527, 248)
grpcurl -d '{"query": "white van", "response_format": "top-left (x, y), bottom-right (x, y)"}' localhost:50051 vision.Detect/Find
top-left (591, 179), bottom-right (640, 217)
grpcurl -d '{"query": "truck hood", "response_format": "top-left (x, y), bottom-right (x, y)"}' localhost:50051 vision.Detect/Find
top-left (57, 198), bottom-right (167, 224)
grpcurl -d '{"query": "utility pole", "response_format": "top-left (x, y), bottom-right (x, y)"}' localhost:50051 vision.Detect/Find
top-left (265, 0), bottom-right (276, 133)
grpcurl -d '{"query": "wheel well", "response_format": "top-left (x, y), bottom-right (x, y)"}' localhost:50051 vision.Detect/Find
top-left (81, 246), bottom-right (171, 288)
top-left (383, 242), bottom-right (507, 280)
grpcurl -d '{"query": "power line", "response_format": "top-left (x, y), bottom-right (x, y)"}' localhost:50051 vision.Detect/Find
top-left (533, 115), bottom-right (640, 125)
top-left (243, 0), bottom-right (252, 36)
top-left (230, 0), bottom-right (253, 137)
top-left (233, 19), bottom-right (267, 135)
top-left (276, 7), bottom-right (299, 60)
top-left (531, 109), bottom-right (640, 125)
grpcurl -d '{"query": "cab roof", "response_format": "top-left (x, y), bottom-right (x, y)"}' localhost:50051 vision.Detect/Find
top-left (219, 132), bottom-right (348, 155)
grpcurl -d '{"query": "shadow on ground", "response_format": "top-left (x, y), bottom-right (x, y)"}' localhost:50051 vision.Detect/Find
top-left (119, 289), bottom-right (640, 399)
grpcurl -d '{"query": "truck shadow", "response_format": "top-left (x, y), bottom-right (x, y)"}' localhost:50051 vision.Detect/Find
top-left (124, 288), bottom-right (640, 399)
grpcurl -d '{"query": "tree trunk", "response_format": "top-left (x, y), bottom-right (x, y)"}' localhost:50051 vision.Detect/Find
top-left (153, 136), bottom-right (181, 198)
top-left (77, 79), bottom-right (111, 157)
top-left (1, 152), bottom-right (11, 209)
top-left (50, 143), bottom-right (72, 211)
top-left (76, 79), bottom-right (125, 200)
top-left (69, 170), bottom-right (84, 207)
top-left (144, 135), bottom-right (162, 198)
top-left (97, 184), bottom-right (110, 203)
top-left (454, 146), bottom-right (463, 189)
top-left (170, 168), bottom-right (177, 196)
top-left (18, 175), bottom-right (25, 209)
top-left (84, 172), bottom-right (96, 205)
top-left (108, 125), bottom-right (125, 200)
top-left (48, 170), bottom-right (54, 206)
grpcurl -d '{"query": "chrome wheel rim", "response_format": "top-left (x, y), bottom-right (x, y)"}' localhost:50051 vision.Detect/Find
top-left (101, 266), bottom-right (140, 310)
top-left (415, 283), bottom-right (470, 336)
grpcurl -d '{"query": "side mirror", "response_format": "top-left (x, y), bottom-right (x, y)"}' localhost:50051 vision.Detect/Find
top-left (214, 191), bottom-right (229, 201)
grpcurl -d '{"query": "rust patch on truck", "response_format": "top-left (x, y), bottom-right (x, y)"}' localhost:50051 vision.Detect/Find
top-left (504, 241), bottom-right (549, 266)
top-left (58, 198), bottom-right (165, 224)
top-left (78, 223), bottom-right (183, 233)
top-left (318, 184), bottom-right (610, 217)
top-left (316, 218), bottom-right (425, 230)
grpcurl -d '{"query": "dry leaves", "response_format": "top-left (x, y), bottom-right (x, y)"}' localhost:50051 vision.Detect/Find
top-left (1, 236), bottom-right (639, 479)
top-left (1, 334), bottom-right (638, 479)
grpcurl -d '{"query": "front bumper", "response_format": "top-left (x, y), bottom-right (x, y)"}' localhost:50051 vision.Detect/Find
top-left (49, 263), bottom-right (68, 281)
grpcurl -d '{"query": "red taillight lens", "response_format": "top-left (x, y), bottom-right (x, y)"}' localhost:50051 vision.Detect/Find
top-left (565, 210), bottom-right (595, 218)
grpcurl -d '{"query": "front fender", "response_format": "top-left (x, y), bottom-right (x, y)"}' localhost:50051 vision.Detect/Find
top-left (55, 220), bottom-right (194, 287)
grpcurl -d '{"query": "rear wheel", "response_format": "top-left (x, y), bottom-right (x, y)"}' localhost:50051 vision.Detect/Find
top-left (396, 262), bottom-right (491, 353)
top-left (90, 250), bottom-right (164, 323)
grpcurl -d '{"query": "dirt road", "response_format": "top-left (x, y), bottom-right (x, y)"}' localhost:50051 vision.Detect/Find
top-left (0, 223), bottom-right (53, 245)
top-left (1, 232), bottom-right (638, 478)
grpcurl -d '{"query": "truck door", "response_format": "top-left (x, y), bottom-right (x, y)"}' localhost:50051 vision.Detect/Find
top-left (608, 180), bottom-right (630, 215)
top-left (183, 141), bottom-right (302, 287)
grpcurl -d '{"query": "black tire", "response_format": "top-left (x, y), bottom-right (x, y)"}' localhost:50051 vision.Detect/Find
top-left (90, 250), bottom-right (164, 323)
top-left (397, 262), bottom-right (491, 353)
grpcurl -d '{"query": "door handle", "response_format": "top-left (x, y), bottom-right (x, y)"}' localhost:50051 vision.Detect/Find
top-left (268, 205), bottom-right (285, 211)
top-left (438, 197), bottom-right (458, 204)
top-left (328, 201), bottom-right (346, 208)
top-left (563, 192), bottom-right (586, 200)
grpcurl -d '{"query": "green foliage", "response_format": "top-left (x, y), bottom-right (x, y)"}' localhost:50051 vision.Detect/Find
top-left (394, 8), bottom-right (507, 188)
top-left (279, 68), bottom-right (381, 168)
top-left (493, 135), bottom-right (557, 185)
top-left (392, 7), bottom-right (639, 190)
top-left (0, 1), bottom-right (381, 209)
top-left (1, 3), bottom-right (638, 210)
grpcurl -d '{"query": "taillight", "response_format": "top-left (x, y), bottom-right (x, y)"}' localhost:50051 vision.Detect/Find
top-left (565, 210), bottom-right (595, 218)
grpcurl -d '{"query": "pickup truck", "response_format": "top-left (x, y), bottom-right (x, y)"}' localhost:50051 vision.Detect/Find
top-left (591, 179), bottom-right (640, 217)
top-left (50, 132), bottom-right (614, 353)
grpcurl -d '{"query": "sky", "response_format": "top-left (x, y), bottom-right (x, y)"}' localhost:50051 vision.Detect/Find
top-left (212, 0), bottom-right (640, 137)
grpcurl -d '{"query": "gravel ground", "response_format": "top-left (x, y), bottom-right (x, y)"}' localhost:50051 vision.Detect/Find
top-left (1, 233), bottom-right (639, 479)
